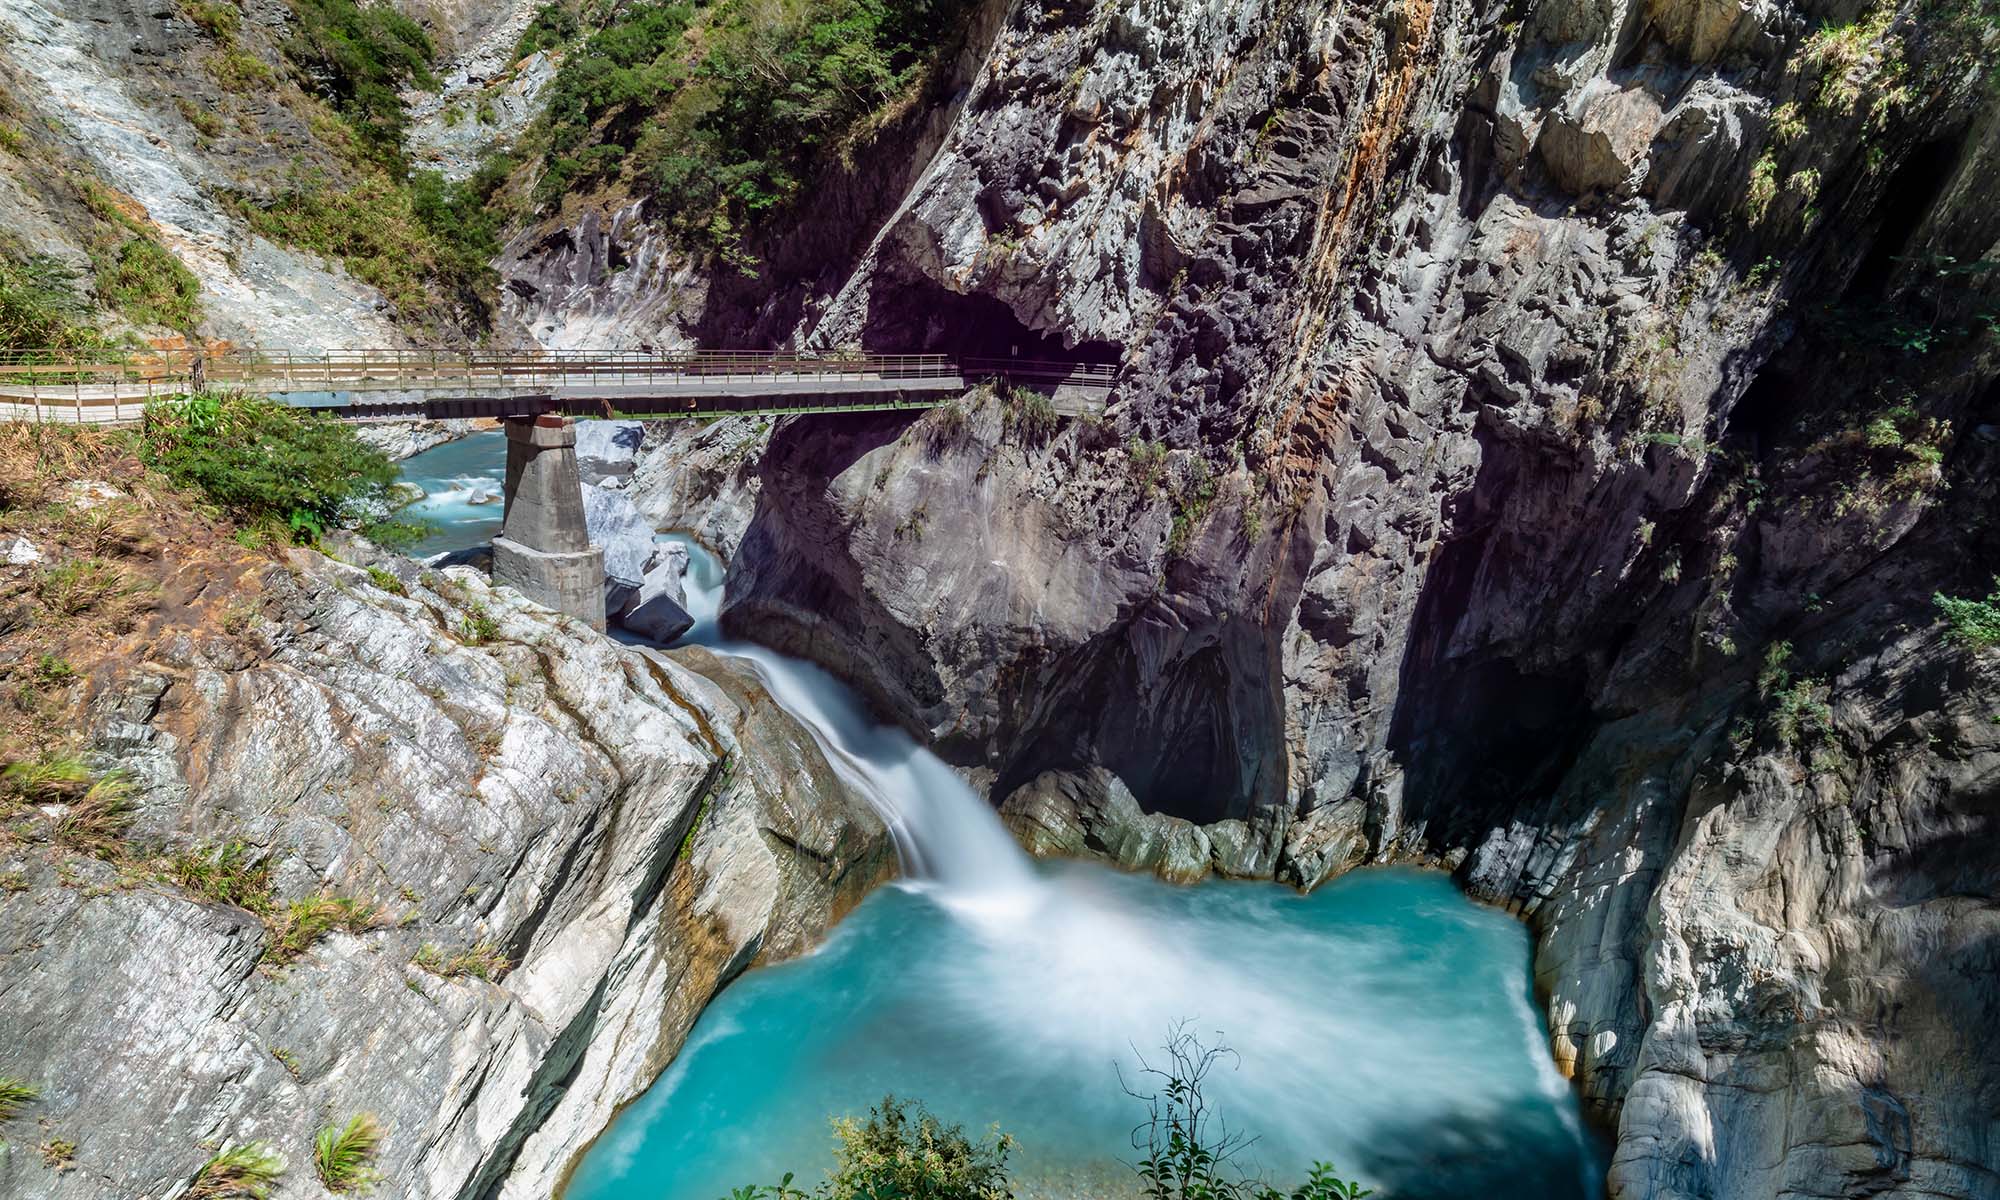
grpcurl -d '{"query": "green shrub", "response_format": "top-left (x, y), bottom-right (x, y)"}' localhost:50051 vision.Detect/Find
top-left (514, 1), bottom-right (580, 59)
top-left (167, 841), bottom-right (276, 913)
top-left (281, 0), bottom-right (437, 161)
top-left (182, 0), bottom-right (242, 39)
top-left (364, 565), bottom-right (405, 595)
top-left (312, 1113), bottom-right (383, 1193)
top-left (226, 162), bottom-right (507, 327)
top-left (189, 1141), bottom-right (286, 1199)
top-left (730, 1096), bottom-right (1013, 1200)
top-left (93, 237), bottom-right (202, 333)
top-left (140, 393), bottom-right (409, 540)
top-left (1127, 438), bottom-right (1168, 493)
top-left (532, 0), bottom-right (976, 252)
top-left (458, 603), bottom-right (500, 645)
top-left (0, 254), bottom-right (109, 353)
top-left (1936, 579), bottom-right (2000, 648)
top-left (1001, 385), bottom-right (1059, 443)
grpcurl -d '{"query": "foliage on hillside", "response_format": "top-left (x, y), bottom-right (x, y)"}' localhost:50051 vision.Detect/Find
top-left (280, 0), bottom-right (439, 164)
top-left (226, 157), bottom-right (512, 330)
top-left (526, 0), bottom-right (975, 259)
top-left (0, 254), bottom-right (109, 354)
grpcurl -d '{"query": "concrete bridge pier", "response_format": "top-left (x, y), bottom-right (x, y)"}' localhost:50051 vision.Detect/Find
top-left (492, 415), bottom-right (606, 630)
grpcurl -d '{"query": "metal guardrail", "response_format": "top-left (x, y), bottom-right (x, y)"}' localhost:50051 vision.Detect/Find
top-left (0, 348), bottom-right (1118, 422)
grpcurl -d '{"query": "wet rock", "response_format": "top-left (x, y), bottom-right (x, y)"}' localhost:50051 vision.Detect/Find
top-left (619, 542), bottom-right (695, 644)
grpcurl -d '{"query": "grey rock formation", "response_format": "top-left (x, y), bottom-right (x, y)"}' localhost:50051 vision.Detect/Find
top-left (575, 420), bottom-right (648, 485)
top-left (353, 419), bottom-right (489, 462)
top-left (564, 0), bottom-right (2000, 1194)
top-left (581, 481), bottom-right (663, 614)
top-left (0, 543), bottom-right (890, 1200)
top-left (621, 542), bottom-right (696, 644)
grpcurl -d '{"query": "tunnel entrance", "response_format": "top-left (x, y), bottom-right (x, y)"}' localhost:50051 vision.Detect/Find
top-left (859, 273), bottom-right (1123, 364)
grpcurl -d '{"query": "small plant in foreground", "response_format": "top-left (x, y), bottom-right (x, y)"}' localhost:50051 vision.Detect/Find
top-left (459, 603), bottom-right (499, 645)
top-left (313, 1113), bottom-right (383, 1194)
top-left (1, 752), bottom-right (92, 801)
top-left (729, 1095), bottom-right (1014, 1200)
top-left (364, 566), bottom-right (405, 595)
top-left (40, 1136), bottom-right (76, 1168)
top-left (1125, 1024), bottom-right (1372, 1200)
top-left (189, 1141), bottom-right (286, 1199)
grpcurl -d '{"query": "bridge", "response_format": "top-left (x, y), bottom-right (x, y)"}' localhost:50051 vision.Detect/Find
top-left (0, 347), bottom-right (1118, 628)
top-left (0, 348), bottom-right (1116, 423)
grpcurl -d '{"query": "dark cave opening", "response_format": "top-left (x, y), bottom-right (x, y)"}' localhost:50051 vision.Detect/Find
top-left (1727, 362), bottom-right (1799, 460)
top-left (861, 275), bottom-right (1124, 364)
top-left (1385, 438), bottom-right (1597, 846)
top-left (1843, 138), bottom-right (1961, 303)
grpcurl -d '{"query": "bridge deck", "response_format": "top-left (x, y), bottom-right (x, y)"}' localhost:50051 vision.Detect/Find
top-left (0, 350), bottom-right (1113, 423)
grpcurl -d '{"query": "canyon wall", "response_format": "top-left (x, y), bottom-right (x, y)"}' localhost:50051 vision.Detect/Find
top-left (581, 0), bottom-right (2000, 1195)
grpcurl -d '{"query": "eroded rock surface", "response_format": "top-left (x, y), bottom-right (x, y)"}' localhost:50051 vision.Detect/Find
top-left (0, 539), bottom-right (890, 1200)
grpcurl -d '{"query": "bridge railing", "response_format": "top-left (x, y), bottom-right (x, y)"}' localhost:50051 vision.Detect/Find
top-left (0, 348), bottom-right (1116, 420)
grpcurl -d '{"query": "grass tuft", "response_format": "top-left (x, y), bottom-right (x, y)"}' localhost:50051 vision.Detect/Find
top-left (313, 1113), bottom-right (383, 1193)
top-left (189, 1141), bottom-right (286, 1199)
top-left (412, 939), bottom-right (511, 981)
top-left (264, 894), bottom-right (384, 965)
top-left (0, 1077), bottom-right (38, 1121)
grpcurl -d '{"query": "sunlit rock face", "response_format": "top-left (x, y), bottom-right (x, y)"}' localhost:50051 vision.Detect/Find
top-left (0, 535), bottom-right (890, 1199)
top-left (604, 0), bottom-right (2000, 1193)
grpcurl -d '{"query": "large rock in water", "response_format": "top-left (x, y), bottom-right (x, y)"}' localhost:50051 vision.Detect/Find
top-left (582, 482), bottom-right (661, 614)
top-left (575, 421), bottom-right (647, 485)
top-left (620, 541), bottom-right (694, 643)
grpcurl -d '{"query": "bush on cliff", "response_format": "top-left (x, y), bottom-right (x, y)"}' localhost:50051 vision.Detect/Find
top-left (0, 254), bottom-right (110, 354)
top-left (138, 393), bottom-right (419, 546)
top-left (530, 0), bottom-right (977, 256)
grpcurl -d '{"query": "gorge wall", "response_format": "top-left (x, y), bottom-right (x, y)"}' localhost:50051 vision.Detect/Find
top-left (0, 0), bottom-right (1994, 1195)
top-left (551, 0), bottom-right (2000, 1196)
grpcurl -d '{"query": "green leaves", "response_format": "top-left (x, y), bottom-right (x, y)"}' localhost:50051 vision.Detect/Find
top-left (282, 0), bottom-right (438, 163)
top-left (1936, 578), bottom-right (2000, 648)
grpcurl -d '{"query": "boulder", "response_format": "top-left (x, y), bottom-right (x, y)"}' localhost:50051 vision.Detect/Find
top-left (3, 536), bottom-right (42, 566)
top-left (1538, 79), bottom-right (1665, 197)
top-left (619, 543), bottom-right (695, 643)
top-left (575, 421), bottom-right (647, 485)
top-left (583, 482), bottom-right (661, 613)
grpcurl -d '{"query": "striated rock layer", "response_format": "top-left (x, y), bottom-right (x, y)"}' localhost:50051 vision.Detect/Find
top-left (0, 530), bottom-right (890, 1199)
top-left (594, 0), bottom-right (2000, 1194)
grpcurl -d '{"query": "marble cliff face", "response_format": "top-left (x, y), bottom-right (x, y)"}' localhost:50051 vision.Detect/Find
top-left (0, 0), bottom-right (1995, 1195)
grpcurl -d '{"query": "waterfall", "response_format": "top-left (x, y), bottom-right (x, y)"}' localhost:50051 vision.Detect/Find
top-left (668, 537), bottom-right (1041, 905)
